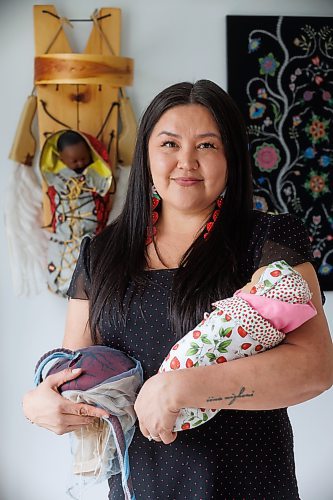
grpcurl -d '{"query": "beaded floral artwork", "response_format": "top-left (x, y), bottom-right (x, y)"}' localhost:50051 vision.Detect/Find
top-left (227, 16), bottom-right (333, 290)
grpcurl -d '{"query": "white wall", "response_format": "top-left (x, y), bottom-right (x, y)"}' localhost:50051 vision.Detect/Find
top-left (0, 1), bottom-right (332, 499)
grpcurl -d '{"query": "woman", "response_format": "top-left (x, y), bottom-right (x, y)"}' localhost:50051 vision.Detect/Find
top-left (23, 80), bottom-right (333, 499)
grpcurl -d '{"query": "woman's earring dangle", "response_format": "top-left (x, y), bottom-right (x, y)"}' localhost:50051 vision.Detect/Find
top-left (146, 185), bottom-right (161, 245)
top-left (203, 192), bottom-right (224, 240)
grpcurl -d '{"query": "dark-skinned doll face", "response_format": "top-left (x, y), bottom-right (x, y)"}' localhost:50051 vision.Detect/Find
top-left (59, 142), bottom-right (92, 171)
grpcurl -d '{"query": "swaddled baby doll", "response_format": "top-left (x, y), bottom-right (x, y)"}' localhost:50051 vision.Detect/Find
top-left (41, 130), bottom-right (113, 297)
top-left (159, 260), bottom-right (317, 431)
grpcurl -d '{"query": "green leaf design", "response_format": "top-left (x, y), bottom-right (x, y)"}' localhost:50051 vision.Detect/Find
top-left (201, 335), bottom-right (212, 345)
top-left (219, 327), bottom-right (232, 337)
top-left (217, 340), bottom-right (232, 352)
top-left (205, 353), bottom-right (216, 361)
top-left (190, 341), bottom-right (199, 348)
top-left (219, 327), bottom-right (226, 337)
top-left (186, 347), bottom-right (199, 356)
top-left (271, 102), bottom-right (282, 121)
top-left (203, 413), bottom-right (208, 421)
top-left (192, 419), bottom-right (203, 427)
top-left (264, 279), bottom-right (273, 287)
top-left (271, 102), bottom-right (278, 118)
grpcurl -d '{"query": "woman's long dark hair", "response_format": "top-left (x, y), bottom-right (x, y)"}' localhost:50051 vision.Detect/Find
top-left (89, 80), bottom-right (253, 342)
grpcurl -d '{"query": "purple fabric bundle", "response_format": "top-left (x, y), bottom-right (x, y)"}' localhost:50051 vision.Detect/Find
top-left (38, 346), bottom-right (137, 391)
top-left (34, 346), bottom-right (142, 500)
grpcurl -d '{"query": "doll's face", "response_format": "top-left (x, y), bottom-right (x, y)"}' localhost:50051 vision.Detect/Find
top-left (59, 142), bottom-right (92, 171)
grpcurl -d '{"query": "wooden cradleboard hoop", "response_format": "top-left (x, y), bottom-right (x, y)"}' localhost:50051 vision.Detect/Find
top-left (35, 53), bottom-right (133, 86)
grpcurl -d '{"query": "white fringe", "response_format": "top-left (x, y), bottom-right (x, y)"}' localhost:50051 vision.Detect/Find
top-left (4, 164), bottom-right (48, 296)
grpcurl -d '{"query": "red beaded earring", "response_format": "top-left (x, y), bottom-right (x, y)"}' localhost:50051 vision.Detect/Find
top-left (146, 186), bottom-right (161, 245)
top-left (203, 194), bottom-right (224, 240)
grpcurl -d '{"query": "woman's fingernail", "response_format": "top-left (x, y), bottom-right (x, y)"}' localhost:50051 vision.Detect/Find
top-left (71, 368), bottom-right (80, 374)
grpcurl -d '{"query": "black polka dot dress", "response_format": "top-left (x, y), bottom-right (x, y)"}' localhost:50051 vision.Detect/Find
top-left (68, 211), bottom-right (316, 500)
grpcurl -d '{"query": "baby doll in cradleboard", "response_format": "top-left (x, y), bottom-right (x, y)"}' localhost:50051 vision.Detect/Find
top-left (40, 130), bottom-right (113, 297)
top-left (159, 260), bottom-right (317, 431)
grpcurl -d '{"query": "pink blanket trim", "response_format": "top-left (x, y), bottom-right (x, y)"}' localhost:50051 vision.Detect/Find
top-left (234, 290), bottom-right (317, 333)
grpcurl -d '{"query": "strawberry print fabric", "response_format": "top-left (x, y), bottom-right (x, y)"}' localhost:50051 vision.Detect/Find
top-left (159, 260), bottom-right (316, 431)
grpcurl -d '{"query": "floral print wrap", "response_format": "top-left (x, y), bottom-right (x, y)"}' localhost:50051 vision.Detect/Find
top-left (159, 260), bottom-right (316, 431)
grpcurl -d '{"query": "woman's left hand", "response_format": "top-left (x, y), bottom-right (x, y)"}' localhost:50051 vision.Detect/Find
top-left (134, 372), bottom-right (180, 444)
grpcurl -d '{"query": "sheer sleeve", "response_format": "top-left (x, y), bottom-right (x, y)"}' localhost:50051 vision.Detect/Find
top-left (256, 213), bottom-right (313, 268)
top-left (255, 213), bottom-right (325, 304)
top-left (67, 236), bottom-right (92, 300)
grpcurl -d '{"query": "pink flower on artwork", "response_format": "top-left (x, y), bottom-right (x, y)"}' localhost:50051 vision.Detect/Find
top-left (313, 249), bottom-right (322, 258)
top-left (322, 90), bottom-right (332, 101)
top-left (303, 90), bottom-right (314, 101)
top-left (254, 143), bottom-right (281, 172)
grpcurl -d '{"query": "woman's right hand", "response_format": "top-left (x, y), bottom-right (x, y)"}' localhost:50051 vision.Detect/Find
top-left (22, 367), bottom-right (109, 435)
